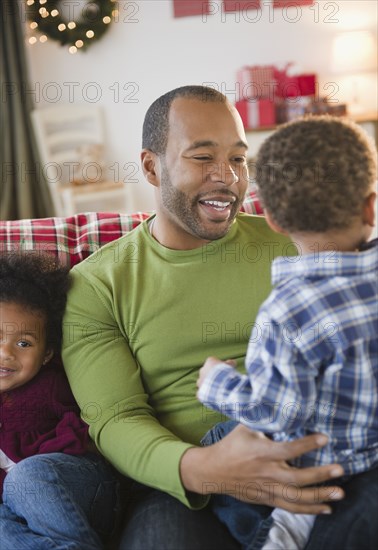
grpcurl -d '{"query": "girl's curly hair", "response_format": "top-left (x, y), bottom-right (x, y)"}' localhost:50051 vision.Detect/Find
top-left (0, 251), bottom-right (70, 352)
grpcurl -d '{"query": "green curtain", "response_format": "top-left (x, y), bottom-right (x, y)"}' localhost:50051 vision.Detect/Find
top-left (0, 0), bottom-right (54, 220)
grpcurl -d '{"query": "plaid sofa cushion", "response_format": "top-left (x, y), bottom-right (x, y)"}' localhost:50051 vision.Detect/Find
top-left (0, 191), bottom-right (262, 268)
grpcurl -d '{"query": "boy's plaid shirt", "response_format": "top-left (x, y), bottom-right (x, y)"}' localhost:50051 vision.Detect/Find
top-left (198, 240), bottom-right (378, 475)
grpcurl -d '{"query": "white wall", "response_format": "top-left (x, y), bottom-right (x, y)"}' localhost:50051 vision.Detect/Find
top-left (26, 0), bottom-right (378, 212)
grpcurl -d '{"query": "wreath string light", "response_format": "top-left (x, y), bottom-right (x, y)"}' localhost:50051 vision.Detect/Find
top-left (26, 0), bottom-right (118, 53)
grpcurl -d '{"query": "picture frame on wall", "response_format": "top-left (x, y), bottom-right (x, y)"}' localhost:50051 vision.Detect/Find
top-left (173, 1), bottom-right (210, 18)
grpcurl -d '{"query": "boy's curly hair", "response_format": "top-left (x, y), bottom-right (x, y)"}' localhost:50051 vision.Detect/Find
top-left (255, 116), bottom-right (377, 232)
top-left (0, 251), bottom-right (70, 352)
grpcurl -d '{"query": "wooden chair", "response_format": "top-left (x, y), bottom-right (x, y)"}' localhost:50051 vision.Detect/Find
top-left (31, 104), bottom-right (131, 216)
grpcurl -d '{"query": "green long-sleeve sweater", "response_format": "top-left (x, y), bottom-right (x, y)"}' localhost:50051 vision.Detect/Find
top-left (62, 213), bottom-right (291, 507)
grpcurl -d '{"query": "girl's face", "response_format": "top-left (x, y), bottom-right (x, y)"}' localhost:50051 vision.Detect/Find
top-left (0, 302), bottom-right (53, 393)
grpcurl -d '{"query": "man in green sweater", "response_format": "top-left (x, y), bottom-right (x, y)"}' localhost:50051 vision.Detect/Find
top-left (62, 86), bottom-right (345, 549)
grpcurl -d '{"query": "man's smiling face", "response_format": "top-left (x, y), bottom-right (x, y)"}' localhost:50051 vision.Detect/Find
top-left (155, 97), bottom-right (249, 249)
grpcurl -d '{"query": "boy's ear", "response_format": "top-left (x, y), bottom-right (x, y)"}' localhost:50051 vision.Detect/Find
top-left (264, 210), bottom-right (288, 235)
top-left (362, 191), bottom-right (377, 227)
top-left (141, 150), bottom-right (161, 188)
top-left (43, 349), bottom-right (54, 365)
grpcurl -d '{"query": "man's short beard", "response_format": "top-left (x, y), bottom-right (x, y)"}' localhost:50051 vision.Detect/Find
top-left (160, 163), bottom-right (241, 241)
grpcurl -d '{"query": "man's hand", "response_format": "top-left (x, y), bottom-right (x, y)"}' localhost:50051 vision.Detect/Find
top-left (197, 356), bottom-right (237, 388)
top-left (180, 424), bottom-right (344, 515)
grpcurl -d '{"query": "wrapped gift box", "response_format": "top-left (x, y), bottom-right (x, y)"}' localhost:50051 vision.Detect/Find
top-left (274, 68), bottom-right (316, 98)
top-left (276, 96), bottom-right (347, 123)
top-left (237, 65), bottom-right (276, 100)
top-left (275, 96), bottom-right (313, 123)
top-left (236, 98), bottom-right (276, 128)
top-left (310, 99), bottom-right (347, 117)
top-left (297, 74), bottom-right (316, 96)
top-left (237, 65), bottom-right (316, 100)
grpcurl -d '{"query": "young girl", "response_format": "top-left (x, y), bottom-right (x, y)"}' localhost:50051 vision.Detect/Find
top-left (0, 251), bottom-right (118, 550)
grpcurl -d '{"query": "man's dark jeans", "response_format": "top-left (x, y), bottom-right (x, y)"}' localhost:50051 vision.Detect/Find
top-left (117, 420), bottom-right (378, 550)
top-left (119, 480), bottom-right (240, 550)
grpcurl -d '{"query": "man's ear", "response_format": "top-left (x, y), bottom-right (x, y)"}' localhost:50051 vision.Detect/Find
top-left (141, 149), bottom-right (161, 188)
top-left (43, 349), bottom-right (54, 366)
top-left (362, 191), bottom-right (377, 227)
top-left (264, 210), bottom-right (288, 235)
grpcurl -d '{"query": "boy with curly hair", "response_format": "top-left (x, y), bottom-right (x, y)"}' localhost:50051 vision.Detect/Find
top-left (197, 116), bottom-right (378, 549)
top-left (0, 252), bottom-right (118, 549)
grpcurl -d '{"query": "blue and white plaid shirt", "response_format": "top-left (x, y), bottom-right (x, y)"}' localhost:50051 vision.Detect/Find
top-left (198, 240), bottom-right (378, 474)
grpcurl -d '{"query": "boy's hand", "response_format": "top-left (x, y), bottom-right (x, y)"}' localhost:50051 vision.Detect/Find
top-left (197, 356), bottom-right (237, 388)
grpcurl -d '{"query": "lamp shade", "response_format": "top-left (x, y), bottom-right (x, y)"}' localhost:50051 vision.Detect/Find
top-left (331, 30), bottom-right (377, 74)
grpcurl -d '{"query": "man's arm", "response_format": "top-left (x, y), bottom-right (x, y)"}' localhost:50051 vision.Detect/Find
top-left (180, 425), bottom-right (344, 514)
top-left (62, 266), bottom-right (197, 507)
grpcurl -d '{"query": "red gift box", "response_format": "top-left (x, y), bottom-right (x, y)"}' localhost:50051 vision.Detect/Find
top-left (236, 99), bottom-right (276, 129)
top-left (274, 67), bottom-right (316, 98)
top-left (236, 65), bottom-right (276, 100)
top-left (274, 66), bottom-right (299, 98)
top-left (297, 74), bottom-right (316, 96)
top-left (237, 65), bottom-right (317, 100)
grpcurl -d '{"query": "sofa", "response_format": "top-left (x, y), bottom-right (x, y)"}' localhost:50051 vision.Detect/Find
top-left (0, 191), bottom-right (262, 263)
top-left (0, 190), bottom-right (262, 546)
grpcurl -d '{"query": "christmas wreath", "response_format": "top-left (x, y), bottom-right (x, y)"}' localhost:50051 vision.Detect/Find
top-left (26, 0), bottom-right (118, 53)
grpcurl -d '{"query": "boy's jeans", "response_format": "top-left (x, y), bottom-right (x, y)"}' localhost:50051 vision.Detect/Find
top-left (0, 452), bottom-right (118, 550)
top-left (202, 420), bottom-right (378, 550)
top-left (201, 421), bottom-right (273, 550)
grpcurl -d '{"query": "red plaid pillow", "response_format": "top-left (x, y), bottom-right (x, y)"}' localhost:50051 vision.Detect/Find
top-left (241, 190), bottom-right (263, 216)
top-left (0, 191), bottom-right (262, 268)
